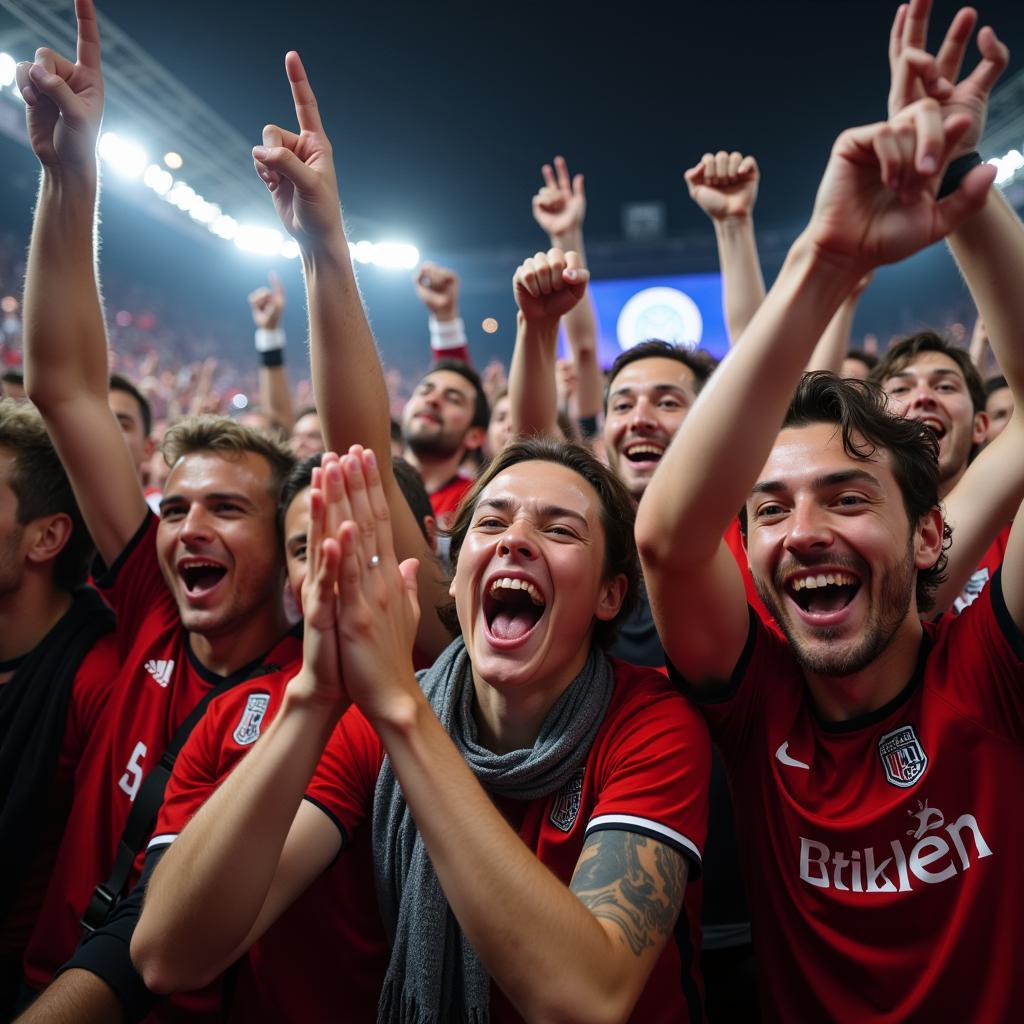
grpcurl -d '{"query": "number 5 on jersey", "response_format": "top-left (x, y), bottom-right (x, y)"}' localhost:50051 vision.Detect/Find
top-left (118, 741), bottom-right (148, 801)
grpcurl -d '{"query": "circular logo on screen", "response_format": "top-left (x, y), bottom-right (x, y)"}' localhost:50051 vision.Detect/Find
top-left (616, 287), bottom-right (703, 351)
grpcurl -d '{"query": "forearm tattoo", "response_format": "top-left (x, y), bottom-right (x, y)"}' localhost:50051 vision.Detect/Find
top-left (570, 831), bottom-right (688, 957)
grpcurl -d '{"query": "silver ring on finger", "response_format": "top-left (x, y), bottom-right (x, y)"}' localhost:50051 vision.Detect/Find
top-left (368, 554), bottom-right (381, 569)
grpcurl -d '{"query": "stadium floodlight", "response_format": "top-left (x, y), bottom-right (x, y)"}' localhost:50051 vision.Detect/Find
top-left (0, 53), bottom-right (16, 89)
top-left (166, 181), bottom-right (197, 211)
top-left (351, 239), bottom-right (375, 265)
top-left (988, 148), bottom-right (1024, 186)
top-left (210, 214), bottom-right (239, 241)
top-left (189, 199), bottom-right (221, 225)
top-left (280, 239), bottom-right (300, 260)
top-left (370, 242), bottom-right (420, 270)
top-left (143, 163), bottom-right (174, 196)
top-left (98, 132), bottom-right (148, 180)
top-left (235, 224), bottom-right (284, 256)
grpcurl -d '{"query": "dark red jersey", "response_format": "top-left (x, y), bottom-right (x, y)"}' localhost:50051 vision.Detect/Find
top-left (952, 520), bottom-right (1011, 613)
top-left (22, 514), bottom-right (301, 991)
top-left (306, 659), bottom-right (711, 1023)
top-left (671, 569), bottom-right (1024, 1022)
top-left (427, 473), bottom-right (474, 529)
top-left (146, 684), bottom-right (388, 1024)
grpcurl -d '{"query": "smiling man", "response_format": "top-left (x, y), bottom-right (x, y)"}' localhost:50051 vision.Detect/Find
top-left (637, 51), bottom-right (1024, 1017)
top-left (400, 360), bottom-right (489, 526)
top-left (16, 0), bottom-right (304, 1001)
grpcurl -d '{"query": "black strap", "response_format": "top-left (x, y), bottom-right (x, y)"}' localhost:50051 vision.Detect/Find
top-left (81, 663), bottom-right (279, 935)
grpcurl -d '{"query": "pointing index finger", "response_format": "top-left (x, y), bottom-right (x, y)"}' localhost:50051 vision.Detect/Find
top-left (75, 0), bottom-right (102, 69)
top-left (285, 51), bottom-right (323, 134)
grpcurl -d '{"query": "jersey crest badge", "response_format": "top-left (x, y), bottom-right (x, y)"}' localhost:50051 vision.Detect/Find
top-left (549, 768), bottom-right (585, 833)
top-left (878, 724), bottom-right (928, 789)
top-left (233, 692), bottom-right (271, 746)
top-left (144, 659), bottom-right (174, 688)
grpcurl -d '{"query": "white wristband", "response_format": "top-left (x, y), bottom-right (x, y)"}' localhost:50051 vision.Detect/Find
top-left (254, 328), bottom-right (286, 353)
top-left (429, 316), bottom-right (467, 352)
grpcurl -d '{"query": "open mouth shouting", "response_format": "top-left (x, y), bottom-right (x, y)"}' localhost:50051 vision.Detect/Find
top-left (912, 415), bottom-right (947, 442)
top-left (622, 440), bottom-right (666, 470)
top-left (784, 569), bottom-right (862, 626)
top-left (178, 557), bottom-right (229, 600)
top-left (482, 573), bottom-right (547, 648)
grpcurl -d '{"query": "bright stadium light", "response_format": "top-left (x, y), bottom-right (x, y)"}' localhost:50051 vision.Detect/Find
top-left (371, 242), bottom-right (420, 270)
top-left (143, 163), bottom-right (174, 195)
top-left (351, 239), bottom-right (375, 265)
top-left (166, 181), bottom-right (197, 211)
top-left (189, 198), bottom-right (221, 225)
top-left (234, 224), bottom-right (284, 256)
top-left (0, 53), bottom-right (16, 88)
top-left (98, 132), bottom-right (148, 179)
top-left (210, 214), bottom-right (239, 240)
top-left (988, 148), bottom-right (1024, 186)
top-left (280, 239), bottom-right (301, 260)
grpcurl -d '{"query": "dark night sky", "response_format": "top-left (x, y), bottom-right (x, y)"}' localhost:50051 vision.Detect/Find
top-left (1, 0), bottom-right (1022, 371)
top-left (88, 0), bottom-right (1023, 246)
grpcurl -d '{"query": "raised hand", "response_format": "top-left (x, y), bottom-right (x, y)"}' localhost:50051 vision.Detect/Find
top-left (532, 156), bottom-right (587, 243)
top-left (513, 249), bottom-right (590, 325)
top-left (294, 452), bottom-right (351, 710)
top-left (15, 0), bottom-right (103, 174)
top-left (684, 151), bottom-right (760, 221)
top-left (888, 0), bottom-right (1009, 158)
top-left (248, 271), bottom-right (286, 329)
top-left (414, 262), bottom-right (460, 321)
top-left (333, 447), bottom-right (421, 724)
top-left (252, 52), bottom-right (343, 249)
top-left (807, 99), bottom-right (995, 276)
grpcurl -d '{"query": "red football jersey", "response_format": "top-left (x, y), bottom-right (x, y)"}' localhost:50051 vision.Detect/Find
top-left (306, 659), bottom-right (711, 1023)
top-left (952, 520), bottom-right (1011, 613)
top-left (147, 684), bottom-right (388, 1024)
top-left (22, 514), bottom-right (302, 991)
top-left (428, 473), bottom-right (474, 529)
top-left (671, 570), bottom-right (1024, 1022)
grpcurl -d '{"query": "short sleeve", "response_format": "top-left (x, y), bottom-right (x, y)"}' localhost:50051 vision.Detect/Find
top-left (93, 512), bottom-right (173, 649)
top-left (304, 707), bottom-right (383, 845)
top-left (928, 567), bottom-right (1024, 741)
top-left (584, 680), bottom-right (712, 874)
top-left (666, 606), bottom-right (785, 768)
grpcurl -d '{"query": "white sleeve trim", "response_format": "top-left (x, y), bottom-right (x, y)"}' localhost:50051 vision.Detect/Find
top-left (146, 832), bottom-right (179, 850)
top-left (585, 813), bottom-right (701, 864)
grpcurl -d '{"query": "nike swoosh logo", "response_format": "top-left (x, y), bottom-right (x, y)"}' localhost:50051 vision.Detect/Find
top-left (775, 742), bottom-right (810, 770)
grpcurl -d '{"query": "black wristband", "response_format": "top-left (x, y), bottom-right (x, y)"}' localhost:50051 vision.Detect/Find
top-left (259, 348), bottom-right (285, 368)
top-left (938, 151), bottom-right (982, 199)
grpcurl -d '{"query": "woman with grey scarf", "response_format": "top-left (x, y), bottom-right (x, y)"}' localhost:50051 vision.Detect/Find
top-left (133, 434), bottom-right (711, 1023)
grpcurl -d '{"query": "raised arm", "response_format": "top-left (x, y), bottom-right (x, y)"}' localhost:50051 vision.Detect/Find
top-left (251, 52), bottom-right (452, 658)
top-left (684, 151), bottom-right (765, 344)
top-left (414, 262), bottom-right (471, 364)
top-left (805, 273), bottom-right (873, 374)
top-left (637, 101), bottom-right (994, 683)
top-left (532, 156), bottom-right (603, 422)
top-left (131, 456), bottom-right (352, 992)
top-left (249, 271), bottom-right (296, 430)
top-left (507, 248), bottom-right (589, 438)
top-left (18, 0), bottom-right (147, 564)
top-left (887, 0), bottom-right (1023, 616)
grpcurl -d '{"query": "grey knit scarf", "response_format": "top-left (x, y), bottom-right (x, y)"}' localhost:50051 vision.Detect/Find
top-left (373, 636), bottom-right (614, 1024)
